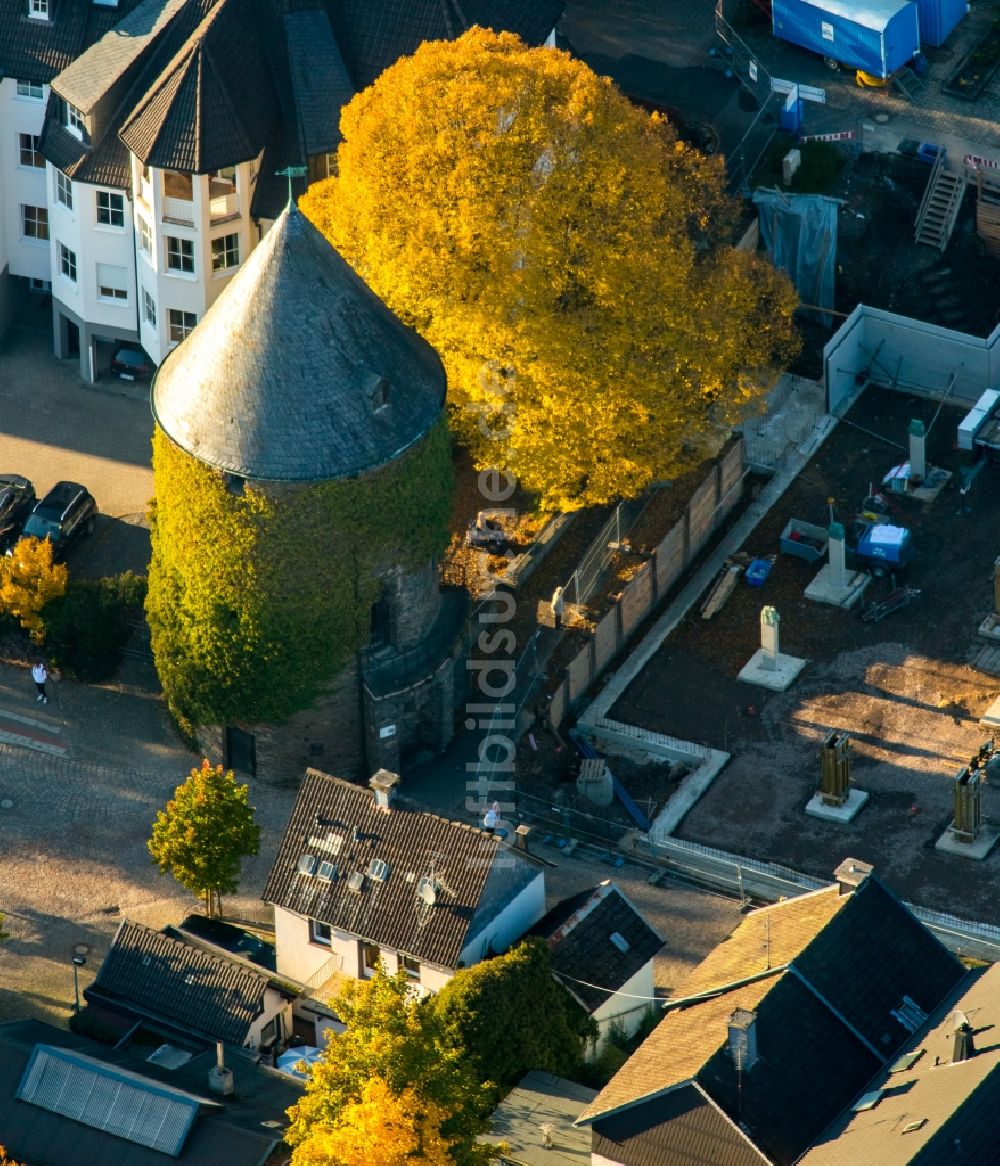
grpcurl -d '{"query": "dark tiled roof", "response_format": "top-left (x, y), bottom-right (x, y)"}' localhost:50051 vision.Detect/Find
top-left (793, 877), bottom-right (965, 1055)
top-left (89, 919), bottom-right (270, 1045)
top-left (0, 1018), bottom-right (300, 1166)
top-left (534, 882), bottom-right (663, 1014)
top-left (152, 205), bottom-right (446, 482)
top-left (263, 770), bottom-right (541, 969)
top-left (325, 0), bottom-right (565, 91)
top-left (0, 0), bottom-right (144, 84)
top-left (41, 117), bottom-right (132, 187)
top-left (284, 9), bottom-right (354, 156)
top-left (119, 0), bottom-right (275, 172)
top-left (592, 1084), bottom-right (770, 1166)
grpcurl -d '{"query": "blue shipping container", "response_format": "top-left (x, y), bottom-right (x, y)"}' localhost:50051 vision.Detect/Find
top-left (772, 0), bottom-right (921, 77)
top-left (913, 0), bottom-right (965, 47)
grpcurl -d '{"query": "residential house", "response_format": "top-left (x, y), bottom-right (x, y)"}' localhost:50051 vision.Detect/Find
top-left (800, 961), bottom-right (1000, 1165)
top-left (83, 919), bottom-right (294, 1055)
top-left (575, 859), bottom-right (966, 1166)
top-left (0, 1017), bottom-right (302, 1166)
top-left (534, 881), bottom-right (663, 1052)
top-left (263, 768), bottom-right (546, 1038)
top-left (480, 1070), bottom-right (596, 1166)
top-left (0, 0), bottom-right (564, 370)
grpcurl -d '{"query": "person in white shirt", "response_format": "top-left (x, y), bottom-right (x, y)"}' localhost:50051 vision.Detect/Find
top-left (31, 661), bottom-right (48, 704)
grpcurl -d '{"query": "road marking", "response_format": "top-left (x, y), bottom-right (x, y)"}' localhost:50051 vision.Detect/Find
top-left (0, 709), bottom-right (68, 756)
top-left (0, 708), bottom-right (64, 734)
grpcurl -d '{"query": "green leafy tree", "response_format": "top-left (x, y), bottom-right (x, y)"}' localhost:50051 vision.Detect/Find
top-left (286, 969), bottom-right (496, 1166)
top-left (302, 28), bottom-right (798, 510)
top-left (430, 939), bottom-right (596, 1096)
top-left (44, 572), bottom-right (147, 682)
top-left (148, 760), bottom-right (260, 916)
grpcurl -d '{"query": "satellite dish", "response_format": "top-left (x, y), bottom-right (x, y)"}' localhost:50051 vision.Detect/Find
top-left (418, 878), bottom-right (437, 907)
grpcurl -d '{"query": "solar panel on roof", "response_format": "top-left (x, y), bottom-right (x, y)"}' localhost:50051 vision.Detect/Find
top-left (16, 1045), bottom-right (200, 1156)
top-left (852, 1090), bottom-right (883, 1112)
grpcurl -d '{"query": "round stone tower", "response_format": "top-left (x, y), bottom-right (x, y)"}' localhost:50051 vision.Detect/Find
top-left (148, 204), bottom-right (466, 783)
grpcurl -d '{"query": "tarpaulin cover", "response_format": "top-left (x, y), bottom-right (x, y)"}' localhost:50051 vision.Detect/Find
top-left (753, 188), bottom-right (839, 324)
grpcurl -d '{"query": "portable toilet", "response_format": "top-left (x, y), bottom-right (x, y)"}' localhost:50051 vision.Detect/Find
top-left (913, 0), bottom-right (965, 47)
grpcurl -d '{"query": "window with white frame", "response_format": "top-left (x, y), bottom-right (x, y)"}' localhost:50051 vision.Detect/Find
top-left (210, 233), bottom-right (239, 273)
top-left (21, 205), bottom-right (48, 241)
top-left (64, 102), bottom-right (85, 139)
top-left (166, 236), bottom-right (194, 274)
top-left (28, 0), bottom-right (48, 19)
top-left (168, 308), bottom-right (197, 342)
top-left (55, 171), bottom-right (73, 210)
top-left (138, 216), bottom-right (152, 255)
top-left (58, 243), bottom-right (77, 282)
top-left (142, 288), bottom-right (156, 326)
top-left (96, 263), bottom-right (128, 302)
top-left (310, 920), bottom-right (332, 947)
top-left (96, 191), bottom-right (125, 228)
top-left (16, 80), bottom-right (44, 100)
top-left (19, 134), bottom-right (43, 168)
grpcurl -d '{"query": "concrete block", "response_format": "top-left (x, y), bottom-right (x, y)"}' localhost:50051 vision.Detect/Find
top-left (738, 649), bottom-right (807, 691)
top-left (805, 564), bottom-right (871, 609)
top-left (980, 696), bottom-right (1000, 730)
top-left (935, 824), bottom-right (1000, 860)
top-left (805, 788), bottom-right (869, 822)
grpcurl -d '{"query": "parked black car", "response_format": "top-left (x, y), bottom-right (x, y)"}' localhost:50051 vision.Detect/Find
top-left (21, 481), bottom-right (98, 559)
top-left (0, 474), bottom-right (36, 551)
top-left (110, 344), bottom-right (154, 381)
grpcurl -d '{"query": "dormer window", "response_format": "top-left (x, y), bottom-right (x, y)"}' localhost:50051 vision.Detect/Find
top-left (371, 377), bottom-right (390, 412)
top-left (64, 102), bottom-right (86, 142)
top-left (28, 0), bottom-right (48, 20)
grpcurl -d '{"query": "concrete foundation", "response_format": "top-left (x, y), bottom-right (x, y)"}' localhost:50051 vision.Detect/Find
top-left (805, 564), bottom-right (871, 609)
top-left (738, 649), bottom-right (807, 691)
top-left (907, 467), bottom-right (951, 503)
top-left (935, 825), bottom-right (1000, 860)
top-left (980, 696), bottom-right (1000, 730)
top-left (805, 788), bottom-right (869, 822)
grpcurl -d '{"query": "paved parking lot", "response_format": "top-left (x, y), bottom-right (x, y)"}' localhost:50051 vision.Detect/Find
top-left (0, 308), bottom-right (154, 577)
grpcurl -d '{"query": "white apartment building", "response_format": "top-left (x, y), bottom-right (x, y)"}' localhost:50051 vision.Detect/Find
top-left (0, 0), bottom-right (564, 380)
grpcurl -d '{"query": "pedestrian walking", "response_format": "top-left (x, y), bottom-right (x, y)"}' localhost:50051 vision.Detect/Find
top-left (551, 585), bottom-right (565, 630)
top-left (32, 661), bottom-right (48, 704)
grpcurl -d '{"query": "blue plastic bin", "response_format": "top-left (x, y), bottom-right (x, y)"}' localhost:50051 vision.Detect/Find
top-left (746, 559), bottom-right (774, 588)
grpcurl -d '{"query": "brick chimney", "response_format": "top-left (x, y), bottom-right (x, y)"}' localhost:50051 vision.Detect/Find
top-left (369, 769), bottom-right (401, 812)
top-left (513, 824), bottom-right (532, 853)
top-left (833, 857), bottom-right (873, 896)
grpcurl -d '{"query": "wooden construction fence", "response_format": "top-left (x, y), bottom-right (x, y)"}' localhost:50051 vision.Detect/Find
top-left (549, 440), bottom-right (745, 728)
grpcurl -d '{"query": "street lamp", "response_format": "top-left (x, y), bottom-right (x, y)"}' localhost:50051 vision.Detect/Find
top-left (71, 954), bottom-right (86, 1014)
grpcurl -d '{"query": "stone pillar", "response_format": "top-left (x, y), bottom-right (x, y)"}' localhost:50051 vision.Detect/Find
top-left (760, 606), bottom-right (780, 671)
top-left (828, 522), bottom-right (848, 589)
top-left (908, 419), bottom-right (926, 483)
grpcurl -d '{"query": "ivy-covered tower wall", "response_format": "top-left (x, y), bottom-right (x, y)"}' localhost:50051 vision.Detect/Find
top-left (147, 205), bottom-right (464, 783)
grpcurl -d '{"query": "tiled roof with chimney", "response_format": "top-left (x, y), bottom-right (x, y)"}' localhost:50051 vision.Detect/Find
top-left (263, 769), bottom-right (542, 970)
top-left (800, 964), bottom-right (1000, 1166)
top-left (577, 863), bottom-right (967, 1166)
top-left (533, 882), bottom-right (663, 1014)
top-left (87, 920), bottom-right (271, 1046)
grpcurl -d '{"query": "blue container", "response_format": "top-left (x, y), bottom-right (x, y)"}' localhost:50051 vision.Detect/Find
top-left (772, 0), bottom-right (921, 78)
top-left (913, 0), bottom-right (965, 47)
top-left (779, 95), bottom-right (804, 132)
top-left (746, 559), bottom-right (774, 588)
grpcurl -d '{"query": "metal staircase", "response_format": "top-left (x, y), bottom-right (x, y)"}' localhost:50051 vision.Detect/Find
top-left (915, 153), bottom-right (966, 251)
top-left (892, 66), bottom-right (925, 101)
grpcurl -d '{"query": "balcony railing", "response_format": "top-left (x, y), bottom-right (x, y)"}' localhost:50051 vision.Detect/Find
top-left (162, 195), bottom-right (194, 226)
top-left (209, 190), bottom-right (239, 221)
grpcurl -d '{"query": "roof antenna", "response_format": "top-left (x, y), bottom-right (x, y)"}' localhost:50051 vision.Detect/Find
top-left (275, 165), bottom-right (307, 208)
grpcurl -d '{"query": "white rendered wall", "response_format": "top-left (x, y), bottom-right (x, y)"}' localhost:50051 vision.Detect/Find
top-left (245, 987), bottom-right (293, 1052)
top-left (273, 906), bottom-right (358, 985)
top-left (458, 870), bottom-right (546, 968)
top-left (590, 962), bottom-right (656, 1053)
top-left (0, 78), bottom-right (50, 281)
top-left (131, 154), bottom-right (255, 364)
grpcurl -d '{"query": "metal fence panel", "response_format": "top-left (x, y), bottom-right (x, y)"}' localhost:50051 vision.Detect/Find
top-left (620, 563), bottom-right (653, 639)
top-left (655, 522), bottom-right (685, 595)
top-left (687, 474), bottom-right (718, 558)
top-left (720, 439), bottom-right (745, 499)
top-left (593, 608), bottom-right (621, 673)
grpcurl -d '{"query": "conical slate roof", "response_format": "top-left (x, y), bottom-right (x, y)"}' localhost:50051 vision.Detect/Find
top-left (152, 205), bottom-right (446, 481)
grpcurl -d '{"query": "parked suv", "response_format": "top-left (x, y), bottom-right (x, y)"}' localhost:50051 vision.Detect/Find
top-left (21, 481), bottom-right (98, 559)
top-left (0, 474), bottom-right (36, 552)
top-left (110, 344), bottom-right (154, 381)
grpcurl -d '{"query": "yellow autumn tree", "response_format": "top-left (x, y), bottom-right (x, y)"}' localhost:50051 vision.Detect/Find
top-left (291, 1078), bottom-right (455, 1166)
top-left (301, 28), bottom-right (799, 510)
top-left (0, 536), bottom-right (69, 642)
